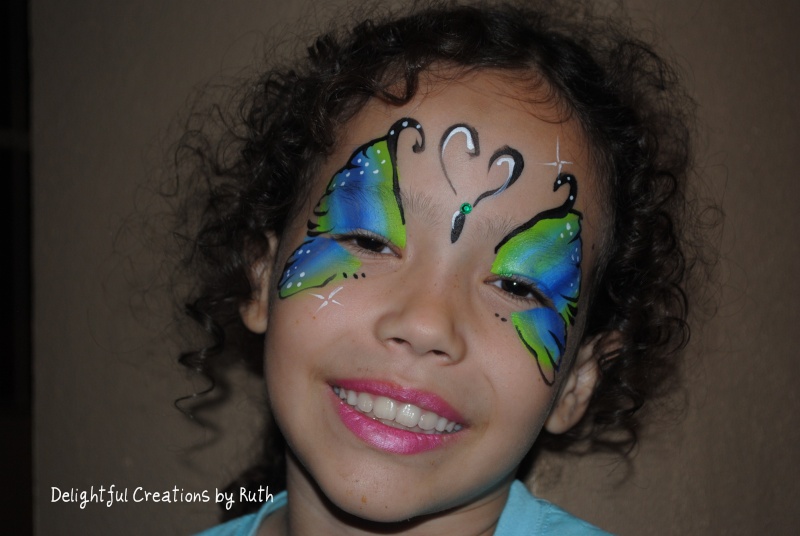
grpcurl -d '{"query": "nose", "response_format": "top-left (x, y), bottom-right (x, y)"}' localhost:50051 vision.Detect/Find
top-left (374, 275), bottom-right (467, 363)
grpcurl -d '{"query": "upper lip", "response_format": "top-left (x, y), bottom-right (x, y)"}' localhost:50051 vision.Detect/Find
top-left (332, 378), bottom-right (465, 425)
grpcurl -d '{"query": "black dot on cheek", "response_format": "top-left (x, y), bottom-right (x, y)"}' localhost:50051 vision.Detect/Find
top-left (353, 274), bottom-right (358, 280)
top-left (494, 313), bottom-right (500, 318)
top-left (342, 273), bottom-right (348, 278)
top-left (361, 273), bottom-right (366, 278)
top-left (501, 317), bottom-right (508, 322)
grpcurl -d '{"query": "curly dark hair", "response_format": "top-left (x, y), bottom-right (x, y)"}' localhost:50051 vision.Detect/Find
top-left (174, 0), bottom-right (703, 518)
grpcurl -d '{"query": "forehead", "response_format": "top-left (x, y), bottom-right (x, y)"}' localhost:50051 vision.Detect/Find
top-left (308, 70), bottom-right (603, 249)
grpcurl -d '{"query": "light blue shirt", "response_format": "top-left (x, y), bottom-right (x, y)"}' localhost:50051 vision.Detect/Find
top-left (194, 480), bottom-right (612, 535)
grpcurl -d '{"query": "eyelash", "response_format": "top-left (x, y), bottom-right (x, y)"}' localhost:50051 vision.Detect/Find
top-left (333, 230), bottom-right (396, 256)
top-left (489, 276), bottom-right (546, 305)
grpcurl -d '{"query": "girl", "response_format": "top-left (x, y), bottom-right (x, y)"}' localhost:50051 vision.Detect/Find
top-left (178, 1), bottom-right (697, 534)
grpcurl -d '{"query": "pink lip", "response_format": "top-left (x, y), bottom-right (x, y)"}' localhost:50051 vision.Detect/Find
top-left (331, 379), bottom-right (465, 455)
top-left (334, 379), bottom-right (464, 423)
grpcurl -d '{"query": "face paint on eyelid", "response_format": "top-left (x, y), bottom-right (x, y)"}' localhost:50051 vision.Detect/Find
top-left (277, 118), bottom-right (425, 299)
top-left (491, 173), bottom-right (582, 385)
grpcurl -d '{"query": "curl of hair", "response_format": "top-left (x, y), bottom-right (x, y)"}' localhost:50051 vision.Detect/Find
top-left (173, 0), bottom-right (708, 516)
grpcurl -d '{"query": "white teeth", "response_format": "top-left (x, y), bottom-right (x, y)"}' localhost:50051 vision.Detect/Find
top-left (395, 403), bottom-right (422, 428)
top-left (418, 411), bottom-right (439, 431)
top-left (373, 396), bottom-right (397, 420)
top-left (435, 416), bottom-right (448, 432)
top-left (334, 386), bottom-right (461, 434)
top-left (356, 392), bottom-right (373, 412)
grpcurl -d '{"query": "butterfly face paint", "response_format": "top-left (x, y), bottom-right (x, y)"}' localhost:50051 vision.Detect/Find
top-left (278, 118), bottom-right (424, 298)
top-left (491, 173), bottom-right (582, 385)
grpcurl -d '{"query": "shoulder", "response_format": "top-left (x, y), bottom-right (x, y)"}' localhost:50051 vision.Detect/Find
top-left (496, 481), bottom-right (613, 536)
top-left (192, 491), bottom-right (288, 536)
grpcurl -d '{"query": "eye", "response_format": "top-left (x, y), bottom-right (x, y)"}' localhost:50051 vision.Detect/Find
top-left (489, 277), bottom-right (543, 303)
top-left (335, 231), bottom-right (395, 255)
top-left (353, 235), bottom-right (391, 253)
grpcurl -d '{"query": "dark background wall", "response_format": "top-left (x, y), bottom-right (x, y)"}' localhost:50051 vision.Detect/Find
top-left (2, 0), bottom-right (31, 532)
top-left (31, 1), bottom-right (800, 534)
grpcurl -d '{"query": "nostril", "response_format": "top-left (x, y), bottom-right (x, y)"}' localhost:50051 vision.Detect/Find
top-left (389, 337), bottom-right (448, 357)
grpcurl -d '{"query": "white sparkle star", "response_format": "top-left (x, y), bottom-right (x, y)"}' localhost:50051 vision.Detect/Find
top-left (310, 286), bottom-right (345, 313)
top-left (541, 137), bottom-right (573, 176)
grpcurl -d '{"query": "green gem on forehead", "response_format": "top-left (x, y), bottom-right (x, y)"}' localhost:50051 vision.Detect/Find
top-left (460, 202), bottom-right (473, 215)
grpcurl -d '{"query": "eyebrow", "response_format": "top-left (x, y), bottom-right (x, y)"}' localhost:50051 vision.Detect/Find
top-left (400, 189), bottom-right (444, 227)
top-left (479, 215), bottom-right (524, 244)
top-left (400, 189), bottom-right (522, 243)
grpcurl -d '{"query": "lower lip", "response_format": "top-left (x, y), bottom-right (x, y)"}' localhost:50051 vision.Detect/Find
top-left (333, 393), bottom-right (458, 455)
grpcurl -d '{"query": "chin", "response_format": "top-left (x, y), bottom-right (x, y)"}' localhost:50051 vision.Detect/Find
top-left (320, 480), bottom-right (448, 526)
top-left (291, 452), bottom-right (447, 525)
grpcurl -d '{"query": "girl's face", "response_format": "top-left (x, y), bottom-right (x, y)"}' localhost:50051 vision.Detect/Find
top-left (255, 71), bottom-right (604, 527)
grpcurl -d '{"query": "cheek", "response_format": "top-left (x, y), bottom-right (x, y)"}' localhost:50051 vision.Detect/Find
top-left (479, 335), bottom-right (556, 449)
top-left (265, 272), bottom-right (373, 372)
top-left (263, 277), bottom-right (377, 447)
top-left (477, 310), bottom-right (557, 399)
top-left (486, 299), bottom-right (566, 389)
top-left (263, 295), bottom-right (332, 441)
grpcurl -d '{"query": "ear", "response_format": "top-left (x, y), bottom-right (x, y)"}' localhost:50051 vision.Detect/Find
top-left (239, 233), bottom-right (279, 334)
top-left (544, 332), bottom-right (620, 435)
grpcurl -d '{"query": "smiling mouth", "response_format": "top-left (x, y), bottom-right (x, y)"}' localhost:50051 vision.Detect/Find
top-left (333, 386), bottom-right (463, 434)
